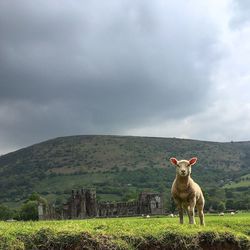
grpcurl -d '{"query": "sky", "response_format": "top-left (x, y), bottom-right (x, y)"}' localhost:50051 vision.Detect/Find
top-left (0, 0), bottom-right (250, 154)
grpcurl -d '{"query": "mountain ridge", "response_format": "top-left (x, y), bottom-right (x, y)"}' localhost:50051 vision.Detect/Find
top-left (0, 135), bottom-right (249, 210)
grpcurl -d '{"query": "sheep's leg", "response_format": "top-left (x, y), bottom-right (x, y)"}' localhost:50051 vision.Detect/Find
top-left (177, 204), bottom-right (184, 224)
top-left (185, 208), bottom-right (191, 222)
top-left (198, 209), bottom-right (205, 226)
top-left (183, 204), bottom-right (190, 223)
top-left (197, 202), bottom-right (205, 226)
top-left (188, 200), bottom-right (196, 224)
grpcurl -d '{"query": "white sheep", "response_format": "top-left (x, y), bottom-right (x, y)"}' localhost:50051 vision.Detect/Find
top-left (219, 212), bottom-right (225, 216)
top-left (170, 157), bottom-right (205, 225)
top-left (168, 213), bottom-right (174, 217)
top-left (230, 212), bottom-right (235, 215)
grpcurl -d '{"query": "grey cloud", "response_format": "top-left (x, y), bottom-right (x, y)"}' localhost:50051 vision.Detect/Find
top-left (0, 0), bottom-right (220, 153)
top-left (230, 0), bottom-right (250, 27)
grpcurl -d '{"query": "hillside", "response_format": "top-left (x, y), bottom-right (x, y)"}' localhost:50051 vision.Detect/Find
top-left (0, 135), bottom-right (249, 210)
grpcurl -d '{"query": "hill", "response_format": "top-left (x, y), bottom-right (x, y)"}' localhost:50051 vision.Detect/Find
top-left (0, 135), bottom-right (249, 210)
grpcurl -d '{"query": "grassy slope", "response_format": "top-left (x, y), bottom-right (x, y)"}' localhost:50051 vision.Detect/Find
top-left (0, 135), bottom-right (250, 205)
top-left (0, 213), bottom-right (249, 249)
top-left (224, 174), bottom-right (250, 189)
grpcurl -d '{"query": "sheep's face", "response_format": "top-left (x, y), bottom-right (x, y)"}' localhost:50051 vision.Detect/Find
top-left (170, 157), bottom-right (197, 177)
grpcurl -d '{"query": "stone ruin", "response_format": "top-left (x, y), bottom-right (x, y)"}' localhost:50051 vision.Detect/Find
top-left (38, 188), bottom-right (164, 220)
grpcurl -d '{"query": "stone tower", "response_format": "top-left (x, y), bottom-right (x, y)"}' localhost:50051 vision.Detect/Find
top-left (68, 189), bottom-right (88, 219)
top-left (85, 188), bottom-right (97, 217)
top-left (148, 193), bottom-right (164, 214)
top-left (79, 188), bottom-right (87, 218)
top-left (138, 192), bottom-right (164, 215)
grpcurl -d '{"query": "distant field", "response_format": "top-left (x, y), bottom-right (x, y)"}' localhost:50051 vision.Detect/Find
top-left (0, 213), bottom-right (249, 249)
top-left (224, 180), bottom-right (250, 189)
top-left (224, 174), bottom-right (250, 189)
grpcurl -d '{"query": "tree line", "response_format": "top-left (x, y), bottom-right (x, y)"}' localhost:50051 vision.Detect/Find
top-left (0, 193), bottom-right (47, 221)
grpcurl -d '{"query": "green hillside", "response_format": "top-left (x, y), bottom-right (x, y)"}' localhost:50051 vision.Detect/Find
top-left (224, 174), bottom-right (250, 189)
top-left (0, 135), bottom-right (249, 210)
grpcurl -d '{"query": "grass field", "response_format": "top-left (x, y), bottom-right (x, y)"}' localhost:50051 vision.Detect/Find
top-left (224, 174), bottom-right (250, 189)
top-left (0, 213), bottom-right (249, 249)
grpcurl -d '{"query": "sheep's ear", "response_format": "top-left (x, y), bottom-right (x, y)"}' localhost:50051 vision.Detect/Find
top-left (189, 157), bottom-right (197, 165)
top-left (170, 157), bottom-right (178, 165)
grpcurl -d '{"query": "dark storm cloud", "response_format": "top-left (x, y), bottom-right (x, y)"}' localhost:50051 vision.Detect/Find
top-left (0, 0), bottom-right (219, 153)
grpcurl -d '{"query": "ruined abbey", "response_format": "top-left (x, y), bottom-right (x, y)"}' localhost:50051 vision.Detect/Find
top-left (38, 188), bottom-right (164, 220)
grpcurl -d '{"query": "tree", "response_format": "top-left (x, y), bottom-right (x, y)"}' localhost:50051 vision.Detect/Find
top-left (226, 199), bottom-right (235, 210)
top-left (19, 193), bottom-right (48, 221)
top-left (20, 200), bottom-right (38, 221)
top-left (217, 201), bottom-right (226, 212)
top-left (225, 189), bottom-right (233, 199)
top-left (0, 204), bottom-right (13, 220)
top-left (28, 192), bottom-right (47, 205)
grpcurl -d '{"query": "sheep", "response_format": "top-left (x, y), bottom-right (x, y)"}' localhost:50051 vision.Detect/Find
top-left (219, 212), bottom-right (225, 216)
top-left (168, 213), bottom-right (174, 217)
top-left (170, 157), bottom-right (205, 225)
top-left (230, 212), bottom-right (235, 216)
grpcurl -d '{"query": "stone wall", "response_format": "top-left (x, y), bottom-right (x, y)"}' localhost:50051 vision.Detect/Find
top-left (39, 189), bottom-right (164, 220)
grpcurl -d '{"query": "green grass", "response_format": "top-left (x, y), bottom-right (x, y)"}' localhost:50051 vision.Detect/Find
top-left (224, 173), bottom-right (250, 189)
top-left (224, 180), bottom-right (250, 188)
top-left (0, 213), bottom-right (249, 249)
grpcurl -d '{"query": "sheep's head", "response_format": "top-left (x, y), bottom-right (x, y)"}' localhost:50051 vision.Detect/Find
top-left (170, 157), bottom-right (197, 177)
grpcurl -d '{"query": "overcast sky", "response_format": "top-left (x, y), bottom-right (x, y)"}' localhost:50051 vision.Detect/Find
top-left (0, 0), bottom-right (250, 154)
